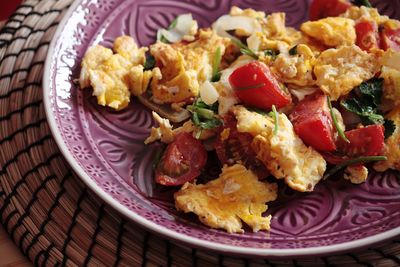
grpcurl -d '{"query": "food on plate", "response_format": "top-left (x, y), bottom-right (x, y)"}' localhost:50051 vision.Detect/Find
top-left (79, 0), bottom-right (399, 233)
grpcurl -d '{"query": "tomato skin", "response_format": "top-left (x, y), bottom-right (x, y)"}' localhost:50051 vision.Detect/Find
top-left (380, 27), bottom-right (400, 52)
top-left (309, 0), bottom-right (352, 21)
top-left (338, 124), bottom-right (385, 157)
top-left (155, 132), bottom-right (207, 186)
top-left (290, 92), bottom-right (336, 152)
top-left (215, 115), bottom-right (269, 179)
top-left (229, 61), bottom-right (292, 110)
top-left (355, 21), bottom-right (380, 51)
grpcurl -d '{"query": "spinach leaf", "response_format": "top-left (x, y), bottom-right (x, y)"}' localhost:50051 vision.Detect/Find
top-left (341, 78), bottom-right (385, 125)
top-left (384, 119), bottom-right (396, 139)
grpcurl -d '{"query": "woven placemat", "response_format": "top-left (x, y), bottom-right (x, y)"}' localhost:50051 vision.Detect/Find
top-left (0, 0), bottom-right (400, 266)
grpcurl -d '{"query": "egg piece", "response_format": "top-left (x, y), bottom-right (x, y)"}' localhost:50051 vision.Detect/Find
top-left (79, 45), bottom-right (113, 89)
top-left (113, 35), bottom-right (147, 65)
top-left (340, 6), bottom-right (389, 25)
top-left (230, 6), bottom-right (266, 19)
top-left (79, 36), bottom-right (150, 110)
top-left (374, 107), bottom-right (400, 172)
top-left (232, 106), bottom-right (326, 192)
top-left (251, 113), bottom-right (326, 192)
top-left (344, 165), bottom-right (369, 184)
top-left (232, 105), bottom-right (274, 136)
top-left (380, 66), bottom-right (400, 106)
top-left (301, 17), bottom-right (356, 47)
top-left (150, 29), bottom-right (229, 104)
top-left (174, 164), bottom-right (278, 233)
top-left (271, 44), bottom-right (316, 86)
top-left (314, 45), bottom-right (379, 100)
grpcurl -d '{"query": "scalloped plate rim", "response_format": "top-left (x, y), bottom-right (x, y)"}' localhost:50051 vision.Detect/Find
top-left (43, 0), bottom-right (400, 257)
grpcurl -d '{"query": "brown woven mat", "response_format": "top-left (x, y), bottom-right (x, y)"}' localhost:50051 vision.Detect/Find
top-left (0, 0), bottom-right (400, 266)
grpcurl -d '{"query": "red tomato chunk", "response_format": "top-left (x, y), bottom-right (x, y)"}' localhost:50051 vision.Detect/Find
top-left (229, 61), bottom-right (292, 110)
top-left (290, 92), bottom-right (337, 152)
top-left (156, 132), bottom-right (207, 186)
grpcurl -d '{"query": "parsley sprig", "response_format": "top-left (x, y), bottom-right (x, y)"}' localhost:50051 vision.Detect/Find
top-left (187, 99), bottom-right (221, 138)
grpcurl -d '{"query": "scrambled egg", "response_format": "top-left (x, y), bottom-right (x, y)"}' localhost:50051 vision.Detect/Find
top-left (150, 29), bottom-right (230, 104)
top-left (144, 112), bottom-right (214, 144)
top-left (314, 45), bottom-right (379, 100)
top-left (174, 164), bottom-right (278, 233)
top-left (232, 106), bottom-right (326, 192)
top-left (249, 13), bottom-right (303, 54)
top-left (381, 66), bottom-right (400, 106)
top-left (344, 165), bottom-right (369, 184)
top-left (272, 44), bottom-right (316, 86)
top-left (374, 107), bottom-right (400, 172)
top-left (301, 17), bottom-right (356, 47)
top-left (79, 36), bottom-right (148, 110)
top-left (340, 6), bottom-right (389, 25)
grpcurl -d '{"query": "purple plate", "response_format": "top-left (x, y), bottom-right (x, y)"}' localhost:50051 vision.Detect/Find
top-left (44, 0), bottom-right (400, 257)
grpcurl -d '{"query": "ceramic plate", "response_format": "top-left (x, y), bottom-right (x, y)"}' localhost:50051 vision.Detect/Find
top-left (44, 0), bottom-right (400, 257)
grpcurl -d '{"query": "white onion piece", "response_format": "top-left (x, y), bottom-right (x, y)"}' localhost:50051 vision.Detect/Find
top-left (212, 15), bottom-right (261, 39)
top-left (199, 81), bottom-right (219, 105)
top-left (247, 33), bottom-right (261, 52)
top-left (289, 87), bottom-right (318, 101)
top-left (158, 14), bottom-right (197, 43)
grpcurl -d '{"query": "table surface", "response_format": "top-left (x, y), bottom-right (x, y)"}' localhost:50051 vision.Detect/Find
top-left (0, 1), bottom-right (31, 266)
top-left (0, 225), bottom-right (31, 266)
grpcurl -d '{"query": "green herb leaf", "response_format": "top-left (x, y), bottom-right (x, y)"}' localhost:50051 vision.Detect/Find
top-left (264, 49), bottom-right (280, 59)
top-left (157, 30), bottom-right (170, 43)
top-left (352, 0), bottom-right (372, 8)
top-left (168, 17), bottom-right (178, 30)
top-left (230, 38), bottom-right (258, 59)
top-left (188, 98), bottom-right (221, 130)
top-left (327, 96), bottom-right (350, 143)
top-left (340, 78), bottom-right (385, 125)
top-left (323, 156), bottom-right (387, 180)
top-left (271, 105), bottom-right (279, 135)
top-left (212, 47), bottom-right (222, 82)
top-left (357, 78), bottom-right (383, 107)
top-left (289, 45), bottom-right (298, 56)
top-left (384, 119), bottom-right (396, 139)
top-left (144, 54), bottom-right (156, 71)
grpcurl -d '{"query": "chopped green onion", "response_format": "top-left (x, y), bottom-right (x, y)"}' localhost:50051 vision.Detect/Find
top-left (323, 156), bottom-right (387, 180)
top-left (327, 96), bottom-right (350, 143)
top-left (212, 47), bottom-right (222, 82)
top-left (196, 107), bottom-right (215, 120)
top-left (289, 45), bottom-right (298, 55)
top-left (230, 38), bottom-right (258, 59)
top-left (235, 83), bottom-right (266, 91)
top-left (271, 105), bottom-right (279, 135)
top-left (195, 129), bottom-right (202, 139)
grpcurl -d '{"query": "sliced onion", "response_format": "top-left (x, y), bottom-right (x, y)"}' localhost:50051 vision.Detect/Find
top-left (158, 14), bottom-right (197, 43)
top-left (212, 15), bottom-right (261, 39)
top-left (200, 81), bottom-right (219, 105)
top-left (289, 87), bottom-right (318, 101)
top-left (247, 33), bottom-right (261, 52)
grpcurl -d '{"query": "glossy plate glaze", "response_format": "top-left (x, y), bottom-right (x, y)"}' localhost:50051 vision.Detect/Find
top-left (44, 0), bottom-right (400, 257)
